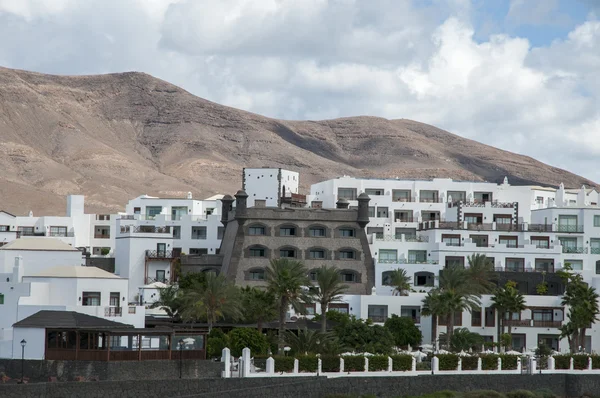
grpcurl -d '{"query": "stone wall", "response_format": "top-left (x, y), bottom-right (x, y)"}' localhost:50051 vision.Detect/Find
top-left (0, 359), bottom-right (222, 383)
top-left (2, 374), bottom-right (599, 398)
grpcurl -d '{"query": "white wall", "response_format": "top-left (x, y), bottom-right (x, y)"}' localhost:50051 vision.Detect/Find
top-left (11, 328), bottom-right (45, 359)
top-left (0, 250), bottom-right (83, 275)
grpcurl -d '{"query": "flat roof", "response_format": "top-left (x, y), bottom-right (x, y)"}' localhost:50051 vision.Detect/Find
top-left (0, 238), bottom-right (79, 252)
top-left (27, 265), bottom-right (120, 279)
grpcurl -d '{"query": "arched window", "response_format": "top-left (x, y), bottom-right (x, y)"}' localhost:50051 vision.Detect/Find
top-left (337, 226), bottom-right (356, 238)
top-left (382, 271), bottom-right (393, 286)
top-left (202, 268), bottom-right (219, 275)
top-left (337, 248), bottom-right (357, 260)
top-left (309, 270), bottom-right (318, 281)
top-left (414, 271), bottom-right (435, 287)
top-left (308, 247), bottom-right (327, 260)
top-left (248, 245), bottom-right (267, 258)
top-left (278, 224), bottom-right (298, 237)
top-left (247, 268), bottom-right (266, 281)
top-left (340, 270), bottom-right (359, 283)
top-left (248, 224), bottom-right (267, 236)
top-left (279, 246), bottom-right (298, 258)
top-left (308, 225), bottom-right (327, 237)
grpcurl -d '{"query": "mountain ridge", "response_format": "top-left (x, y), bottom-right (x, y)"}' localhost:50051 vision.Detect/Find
top-left (0, 66), bottom-right (594, 215)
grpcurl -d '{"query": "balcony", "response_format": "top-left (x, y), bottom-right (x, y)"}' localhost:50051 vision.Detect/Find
top-left (562, 246), bottom-right (586, 254)
top-left (420, 198), bottom-right (442, 203)
top-left (591, 248), bottom-right (600, 255)
top-left (395, 217), bottom-right (414, 223)
top-left (527, 224), bottom-right (553, 232)
top-left (145, 250), bottom-right (176, 259)
top-left (48, 231), bottom-right (75, 237)
top-left (374, 234), bottom-right (428, 242)
top-left (94, 234), bottom-right (110, 239)
top-left (104, 307), bottom-right (122, 317)
top-left (557, 225), bottom-right (584, 233)
top-left (466, 223), bottom-right (494, 231)
top-left (393, 197), bottom-right (413, 203)
top-left (120, 226), bottom-right (171, 234)
top-left (496, 223), bottom-right (520, 231)
top-left (532, 320), bottom-right (562, 328)
top-left (504, 319), bottom-right (531, 327)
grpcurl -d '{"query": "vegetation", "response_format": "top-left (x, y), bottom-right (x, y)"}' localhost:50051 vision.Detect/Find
top-left (310, 265), bottom-right (349, 333)
top-left (386, 268), bottom-right (412, 296)
top-left (384, 314), bottom-right (422, 348)
top-left (367, 355), bottom-right (389, 371)
top-left (240, 286), bottom-right (277, 333)
top-left (297, 355), bottom-right (318, 372)
top-left (284, 328), bottom-right (336, 355)
top-left (390, 354), bottom-right (413, 371)
top-left (227, 328), bottom-right (269, 357)
top-left (437, 353), bottom-right (459, 370)
top-left (491, 281), bottom-right (526, 342)
top-left (342, 355), bottom-right (365, 371)
top-left (438, 328), bottom-right (483, 352)
top-left (149, 284), bottom-right (181, 319)
top-left (206, 328), bottom-right (229, 359)
top-left (333, 316), bottom-right (395, 354)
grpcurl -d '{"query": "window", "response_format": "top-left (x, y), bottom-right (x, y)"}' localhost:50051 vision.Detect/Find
top-left (133, 207), bottom-right (141, 214)
top-left (279, 226), bottom-right (296, 236)
top-left (191, 226), bottom-right (207, 239)
top-left (156, 270), bottom-right (166, 282)
top-left (0, 225), bottom-right (9, 232)
top-left (499, 236), bottom-right (518, 248)
top-left (304, 304), bottom-right (316, 315)
top-left (566, 260), bottom-right (583, 270)
top-left (309, 227), bottom-right (326, 237)
top-left (82, 292), bottom-right (101, 306)
top-left (442, 234), bottom-right (461, 247)
top-left (378, 249), bottom-right (398, 262)
top-left (368, 207), bottom-right (375, 217)
top-left (339, 228), bottom-right (355, 237)
top-left (217, 226), bottom-right (225, 240)
top-left (367, 305), bottom-right (387, 322)
top-left (470, 235), bottom-right (488, 247)
top-left (339, 250), bottom-right (356, 259)
top-left (474, 192), bottom-right (492, 203)
top-left (338, 188), bottom-right (357, 200)
top-left (280, 248), bottom-right (296, 258)
top-left (309, 249), bottom-right (325, 259)
top-left (535, 259), bottom-right (554, 272)
top-left (471, 310), bottom-right (482, 327)
top-left (309, 271), bottom-right (318, 281)
top-left (531, 237), bottom-right (549, 248)
top-left (376, 207), bottom-right (388, 218)
top-left (504, 312), bottom-right (521, 320)
top-left (145, 206), bottom-right (162, 219)
top-left (341, 271), bottom-right (358, 283)
top-left (329, 303), bottom-right (349, 314)
top-left (206, 208), bottom-right (214, 215)
top-left (505, 258), bottom-right (524, 272)
top-left (447, 191), bottom-right (466, 203)
top-left (172, 226), bottom-right (181, 239)
top-left (110, 292), bottom-right (120, 307)
top-left (249, 247), bottom-right (266, 257)
top-left (494, 215), bottom-right (512, 224)
top-left (18, 226), bottom-right (34, 236)
top-left (592, 239), bottom-right (600, 254)
top-left (249, 225), bottom-right (266, 236)
top-left (532, 309), bottom-right (553, 322)
top-left (558, 215), bottom-right (579, 232)
top-left (189, 248), bottom-right (208, 255)
top-left (0, 293), bottom-right (3, 305)
top-left (464, 214), bottom-right (482, 224)
top-left (171, 206), bottom-right (187, 220)
top-left (408, 250), bottom-right (427, 263)
top-left (392, 190), bottom-right (412, 202)
top-left (249, 269), bottom-right (265, 280)
top-left (559, 237), bottom-right (578, 253)
top-left (445, 256), bottom-right (464, 268)
top-left (365, 188), bottom-right (384, 196)
top-left (419, 190), bottom-right (438, 203)
top-left (595, 216), bottom-right (600, 227)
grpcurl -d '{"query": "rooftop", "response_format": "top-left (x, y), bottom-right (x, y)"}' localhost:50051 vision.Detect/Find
top-left (27, 265), bottom-right (120, 279)
top-left (0, 237), bottom-right (79, 252)
top-left (13, 310), bottom-right (133, 329)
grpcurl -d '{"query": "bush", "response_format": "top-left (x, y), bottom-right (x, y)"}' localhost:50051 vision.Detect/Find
top-left (506, 390), bottom-right (537, 398)
top-left (480, 354), bottom-right (500, 370)
top-left (416, 361), bottom-right (431, 371)
top-left (273, 355), bottom-right (295, 373)
top-left (207, 336), bottom-right (228, 359)
top-left (499, 354), bottom-right (518, 370)
top-left (390, 354), bottom-right (413, 371)
top-left (554, 355), bottom-right (571, 369)
top-left (384, 315), bottom-right (422, 348)
top-left (367, 355), bottom-right (388, 371)
top-left (572, 354), bottom-right (589, 370)
top-left (342, 355), bottom-right (365, 372)
top-left (437, 354), bottom-right (459, 370)
top-left (461, 356), bottom-right (478, 370)
top-left (297, 355), bottom-right (318, 372)
top-left (463, 391), bottom-right (506, 398)
top-left (100, 247), bottom-right (110, 256)
top-left (228, 328), bottom-right (269, 357)
top-left (321, 355), bottom-right (340, 372)
top-left (413, 391), bottom-right (460, 398)
top-left (534, 389), bottom-right (557, 398)
top-left (591, 355), bottom-right (600, 369)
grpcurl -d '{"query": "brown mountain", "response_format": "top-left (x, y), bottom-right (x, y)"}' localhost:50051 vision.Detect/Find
top-left (0, 66), bottom-right (595, 215)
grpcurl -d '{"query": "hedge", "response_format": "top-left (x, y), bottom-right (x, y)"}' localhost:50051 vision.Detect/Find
top-left (554, 355), bottom-right (571, 370)
top-left (368, 355), bottom-right (389, 371)
top-left (273, 355), bottom-right (295, 373)
top-left (390, 354), bottom-right (413, 371)
top-left (321, 355), bottom-right (340, 372)
top-left (437, 354), bottom-right (459, 371)
top-left (297, 355), bottom-right (318, 372)
top-left (591, 355), bottom-right (600, 369)
top-left (499, 355), bottom-right (518, 370)
top-left (572, 355), bottom-right (589, 370)
top-left (342, 355), bottom-right (365, 372)
top-left (480, 354), bottom-right (499, 370)
top-left (461, 356), bottom-right (479, 370)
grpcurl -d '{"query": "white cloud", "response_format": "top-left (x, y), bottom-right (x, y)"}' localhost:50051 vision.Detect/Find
top-left (0, 0), bottom-right (599, 181)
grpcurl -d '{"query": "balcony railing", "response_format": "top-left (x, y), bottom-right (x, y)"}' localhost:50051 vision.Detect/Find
top-left (120, 226), bottom-right (171, 234)
top-left (394, 217), bottom-right (415, 223)
top-left (532, 320), bottom-right (562, 328)
top-left (527, 224), bottom-right (553, 232)
top-left (504, 319), bottom-right (531, 327)
top-left (466, 223), bottom-right (494, 231)
top-left (496, 223), bottom-right (519, 231)
top-left (419, 198), bottom-right (442, 203)
top-left (557, 225), bottom-right (584, 233)
top-left (401, 316), bottom-right (421, 324)
top-left (374, 234), bottom-right (428, 242)
top-left (496, 267), bottom-right (555, 273)
top-left (443, 241), bottom-right (462, 247)
top-left (48, 231), bottom-right (75, 237)
top-left (378, 258), bottom-right (437, 265)
top-left (393, 197), bottom-right (412, 202)
top-left (405, 235), bottom-right (429, 243)
top-left (145, 276), bottom-right (168, 284)
top-left (591, 248), bottom-right (600, 255)
top-left (562, 246), bottom-right (586, 254)
top-left (145, 250), bottom-right (176, 259)
top-left (94, 234), bottom-right (110, 239)
top-left (368, 315), bottom-right (388, 323)
top-left (105, 307), bottom-right (122, 317)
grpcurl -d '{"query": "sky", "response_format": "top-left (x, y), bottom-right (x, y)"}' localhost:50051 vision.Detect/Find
top-left (0, 0), bottom-right (599, 182)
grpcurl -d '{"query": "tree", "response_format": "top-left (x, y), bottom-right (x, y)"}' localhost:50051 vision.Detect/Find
top-left (466, 254), bottom-right (496, 294)
top-left (284, 328), bottom-right (335, 355)
top-left (266, 258), bottom-right (311, 353)
top-left (438, 328), bottom-right (484, 352)
top-left (491, 281), bottom-right (526, 341)
top-left (384, 314), bottom-right (422, 348)
top-left (310, 265), bottom-right (349, 333)
top-left (387, 269), bottom-right (412, 296)
top-left (178, 272), bottom-right (207, 290)
top-left (180, 273), bottom-right (242, 331)
top-left (561, 268), bottom-right (600, 352)
top-left (421, 289), bottom-right (451, 351)
top-left (149, 284), bottom-right (181, 319)
top-left (241, 287), bottom-right (277, 333)
top-left (333, 316), bottom-right (395, 354)
top-left (228, 328), bottom-right (269, 357)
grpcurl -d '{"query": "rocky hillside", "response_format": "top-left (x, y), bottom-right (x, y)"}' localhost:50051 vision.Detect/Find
top-left (0, 66), bottom-right (595, 215)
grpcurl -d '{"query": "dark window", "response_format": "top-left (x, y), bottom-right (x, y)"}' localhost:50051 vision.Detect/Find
top-left (249, 247), bottom-right (266, 257)
top-left (217, 227), bottom-right (225, 240)
top-left (109, 292), bottom-right (120, 307)
top-left (82, 292), bottom-right (101, 306)
top-left (339, 228), bottom-right (355, 237)
top-left (280, 226), bottom-right (297, 236)
top-left (189, 248), bottom-right (208, 255)
top-left (339, 250), bottom-right (356, 259)
top-left (309, 227), bottom-right (326, 237)
top-left (156, 270), bottom-right (166, 282)
top-left (309, 271), bottom-right (318, 281)
top-left (341, 271), bottom-right (357, 282)
top-left (471, 310), bottom-right (482, 327)
top-left (280, 248), bottom-right (296, 258)
top-left (249, 269), bottom-right (265, 280)
top-left (309, 249), bottom-right (325, 259)
top-left (249, 225), bottom-right (266, 236)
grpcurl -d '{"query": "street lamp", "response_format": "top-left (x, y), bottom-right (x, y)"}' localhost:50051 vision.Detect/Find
top-left (19, 339), bottom-right (27, 384)
top-left (178, 339), bottom-right (184, 379)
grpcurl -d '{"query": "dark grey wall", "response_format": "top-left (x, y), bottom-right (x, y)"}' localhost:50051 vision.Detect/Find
top-left (0, 359), bottom-right (221, 383)
top-left (1, 374), bottom-right (599, 398)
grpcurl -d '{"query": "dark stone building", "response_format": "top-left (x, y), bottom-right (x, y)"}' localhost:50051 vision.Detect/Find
top-left (183, 190), bottom-right (375, 295)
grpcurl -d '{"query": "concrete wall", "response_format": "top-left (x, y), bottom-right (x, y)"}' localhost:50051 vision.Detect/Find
top-left (2, 374), bottom-right (600, 398)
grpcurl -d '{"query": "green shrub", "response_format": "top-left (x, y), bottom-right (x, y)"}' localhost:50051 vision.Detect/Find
top-left (297, 355), bottom-right (318, 372)
top-left (437, 354), bottom-right (459, 370)
top-left (367, 355), bottom-right (388, 371)
top-left (206, 337), bottom-right (228, 359)
top-left (227, 328), bottom-right (269, 357)
top-left (273, 355), bottom-right (295, 372)
top-left (463, 390), bottom-right (506, 398)
top-left (506, 390), bottom-right (536, 398)
top-left (460, 356), bottom-right (478, 370)
top-left (390, 354), bottom-right (413, 371)
top-left (554, 355), bottom-right (571, 369)
top-left (480, 354), bottom-right (500, 370)
top-left (342, 355), bottom-right (365, 372)
top-left (416, 361), bottom-right (431, 371)
top-left (572, 354), bottom-right (589, 370)
top-left (321, 355), bottom-right (340, 372)
top-left (591, 355), bottom-right (600, 369)
top-left (534, 389), bottom-right (557, 398)
top-left (413, 391), bottom-right (460, 398)
top-left (499, 354), bottom-right (518, 370)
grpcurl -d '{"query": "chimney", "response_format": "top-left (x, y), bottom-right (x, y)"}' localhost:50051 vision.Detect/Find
top-left (187, 192), bottom-right (193, 199)
top-left (13, 256), bottom-right (23, 283)
top-left (336, 198), bottom-right (350, 209)
top-left (234, 190), bottom-right (249, 223)
top-left (220, 195), bottom-right (234, 224)
top-left (357, 193), bottom-right (371, 227)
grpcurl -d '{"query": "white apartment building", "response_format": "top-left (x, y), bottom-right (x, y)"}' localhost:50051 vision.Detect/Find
top-left (243, 167), bottom-right (301, 208)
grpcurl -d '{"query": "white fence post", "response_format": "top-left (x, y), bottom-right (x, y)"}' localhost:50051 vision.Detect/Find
top-left (530, 357), bottom-right (537, 374)
top-left (241, 348), bottom-right (251, 377)
top-left (588, 357), bottom-right (593, 371)
top-left (517, 358), bottom-right (522, 372)
top-left (293, 358), bottom-right (299, 374)
top-left (266, 357), bottom-right (275, 374)
top-left (477, 357), bottom-right (482, 372)
top-left (432, 356), bottom-right (439, 373)
top-left (317, 358), bottom-right (322, 375)
top-left (547, 356), bottom-right (555, 370)
top-left (388, 357), bottom-right (393, 372)
top-left (457, 358), bottom-right (462, 371)
top-left (497, 357), bottom-right (502, 371)
top-left (364, 356), bottom-right (369, 372)
top-left (411, 356), bottom-right (417, 372)
top-left (340, 357), bottom-right (345, 373)
top-left (569, 357), bottom-right (574, 371)
top-left (221, 348), bottom-right (231, 378)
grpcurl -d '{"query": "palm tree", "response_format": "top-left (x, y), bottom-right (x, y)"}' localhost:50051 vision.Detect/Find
top-left (180, 273), bottom-right (242, 332)
top-left (421, 290), bottom-right (449, 351)
top-left (311, 265), bottom-right (348, 333)
top-left (241, 286), bottom-right (278, 333)
top-left (466, 254), bottom-right (496, 294)
top-left (284, 328), bottom-right (335, 355)
top-left (149, 284), bottom-right (180, 319)
top-left (266, 258), bottom-right (311, 353)
top-left (386, 269), bottom-right (412, 296)
top-left (491, 281), bottom-right (526, 340)
top-left (562, 274), bottom-right (600, 352)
